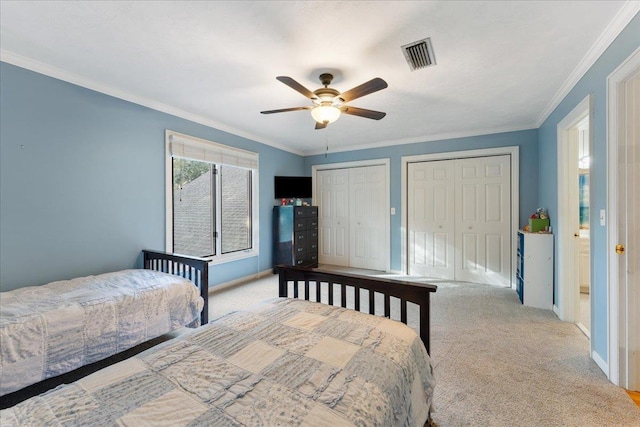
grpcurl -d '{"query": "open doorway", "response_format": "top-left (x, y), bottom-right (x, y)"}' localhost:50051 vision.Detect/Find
top-left (556, 95), bottom-right (592, 343)
top-left (576, 117), bottom-right (591, 336)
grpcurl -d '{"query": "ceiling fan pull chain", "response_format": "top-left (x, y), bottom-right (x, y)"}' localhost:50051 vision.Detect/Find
top-left (325, 134), bottom-right (329, 158)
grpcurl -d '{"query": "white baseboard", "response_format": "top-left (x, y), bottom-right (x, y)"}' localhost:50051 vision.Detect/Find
top-left (576, 322), bottom-right (591, 339)
top-left (592, 350), bottom-right (609, 376)
top-left (553, 304), bottom-right (560, 317)
top-left (208, 268), bottom-right (274, 294)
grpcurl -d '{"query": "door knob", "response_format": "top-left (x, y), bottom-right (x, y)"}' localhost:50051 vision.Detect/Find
top-left (616, 244), bottom-right (625, 255)
top-left (574, 233), bottom-right (580, 237)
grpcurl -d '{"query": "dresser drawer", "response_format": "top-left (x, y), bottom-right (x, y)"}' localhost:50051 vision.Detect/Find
top-left (294, 231), bottom-right (308, 246)
top-left (294, 206), bottom-right (318, 219)
top-left (307, 253), bottom-right (318, 265)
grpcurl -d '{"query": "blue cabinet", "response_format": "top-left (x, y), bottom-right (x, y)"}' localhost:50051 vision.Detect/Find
top-left (273, 206), bottom-right (318, 269)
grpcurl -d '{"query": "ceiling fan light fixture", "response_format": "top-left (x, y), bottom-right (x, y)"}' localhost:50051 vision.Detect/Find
top-left (311, 104), bottom-right (341, 124)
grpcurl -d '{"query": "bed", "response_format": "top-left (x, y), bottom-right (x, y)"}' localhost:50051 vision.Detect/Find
top-left (0, 250), bottom-right (208, 398)
top-left (1, 257), bottom-right (437, 426)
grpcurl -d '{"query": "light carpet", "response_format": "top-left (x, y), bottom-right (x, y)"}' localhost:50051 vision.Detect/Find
top-left (209, 273), bottom-right (640, 427)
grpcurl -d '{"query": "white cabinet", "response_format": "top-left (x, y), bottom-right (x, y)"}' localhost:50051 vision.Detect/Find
top-left (516, 231), bottom-right (553, 310)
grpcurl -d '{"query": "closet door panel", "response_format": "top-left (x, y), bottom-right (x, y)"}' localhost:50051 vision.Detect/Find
top-left (454, 155), bottom-right (511, 286)
top-left (317, 169), bottom-right (349, 266)
top-left (349, 166), bottom-right (386, 270)
top-left (407, 161), bottom-right (455, 279)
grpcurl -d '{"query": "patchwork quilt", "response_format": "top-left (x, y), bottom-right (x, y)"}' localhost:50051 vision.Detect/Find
top-left (0, 298), bottom-right (435, 426)
top-left (0, 269), bottom-right (204, 396)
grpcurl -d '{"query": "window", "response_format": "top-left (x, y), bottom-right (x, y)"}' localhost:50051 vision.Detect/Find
top-left (166, 130), bottom-right (258, 262)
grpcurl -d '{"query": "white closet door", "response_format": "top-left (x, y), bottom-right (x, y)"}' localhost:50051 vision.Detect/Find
top-left (317, 169), bottom-right (350, 266)
top-left (349, 165), bottom-right (386, 270)
top-left (454, 155), bottom-right (511, 286)
top-left (407, 160), bottom-right (455, 279)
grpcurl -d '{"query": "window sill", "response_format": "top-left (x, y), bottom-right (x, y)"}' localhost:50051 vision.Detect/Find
top-left (204, 249), bottom-right (258, 266)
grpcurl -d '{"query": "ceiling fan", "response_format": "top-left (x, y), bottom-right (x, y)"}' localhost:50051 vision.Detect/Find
top-left (261, 73), bottom-right (388, 129)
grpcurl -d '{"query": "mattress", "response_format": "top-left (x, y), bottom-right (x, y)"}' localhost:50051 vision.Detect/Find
top-left (0, 298), bottom-right (435, 426)
top-left (0, 269), bottom-right (204, 396)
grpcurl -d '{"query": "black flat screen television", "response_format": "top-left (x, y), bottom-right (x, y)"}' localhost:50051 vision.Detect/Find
top-left (274, 176), bottom-right (312, 199)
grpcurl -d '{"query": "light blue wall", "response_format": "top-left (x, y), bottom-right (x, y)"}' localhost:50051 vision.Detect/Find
top-left (304, 129), bottom-right (539, 271)
top-left (538, 13), bottom-right (639, 362)
top-left (0, 62), bottom-right (305, 292)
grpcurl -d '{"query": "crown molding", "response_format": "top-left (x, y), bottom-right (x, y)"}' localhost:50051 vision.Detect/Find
top-left (1, 49), bottom-right (536, 158)
top-left (303, 124), bottom-right (537, 156)
top-left (535, 2), bottom-right (640, 127)
top-left (5, 0), bottom-right (635, 160)
top-left (0, 49), bottom-right (305, 156)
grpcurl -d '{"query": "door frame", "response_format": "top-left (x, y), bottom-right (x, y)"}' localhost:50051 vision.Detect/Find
top-left (401, 146), bottom-right (520, 286)
top-left (607, 47), bottom-right (640, 388)
top-left (312, 158), bottom-right (391, 272)
top-left (556, 94), bottom-right (593, 327)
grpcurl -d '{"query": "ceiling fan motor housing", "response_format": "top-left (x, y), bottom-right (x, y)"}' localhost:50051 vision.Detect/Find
top-left (313, 87), bottom-right (341, 104)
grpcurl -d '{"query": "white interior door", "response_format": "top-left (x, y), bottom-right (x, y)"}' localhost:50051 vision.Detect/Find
top-left (349, 165), bottom-right (386, 270)
top-left (407, 160), bottom-right (455, 278)
top-left (618, 68), bottom-right (640, 390)
top-left (454, 155), bottom-right (512, 286)
top-left (406, 155), bottom-right (511, 285)
top-left (317, 169), bottom-right (349, 266)
top-left (607, 49), bottom-right (640, 388)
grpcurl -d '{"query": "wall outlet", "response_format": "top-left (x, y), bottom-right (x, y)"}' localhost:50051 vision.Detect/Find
top-left (391, 207), bottom-right (396, 215)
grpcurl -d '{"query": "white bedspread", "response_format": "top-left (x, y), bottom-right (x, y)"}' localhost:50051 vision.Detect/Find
top-left (0, 269), bottom-right (204, 396)
top-left (0, 298), bottom-right (435, 426)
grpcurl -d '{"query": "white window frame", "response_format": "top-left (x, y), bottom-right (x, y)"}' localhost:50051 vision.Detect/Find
top-left (165, 130), bottom-right (259, 265)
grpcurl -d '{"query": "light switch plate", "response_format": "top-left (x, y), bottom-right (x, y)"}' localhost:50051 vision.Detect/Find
top-left (600, 209), bottom-right (606, 226)
top-left (391, 207), bottom-right (396, 215)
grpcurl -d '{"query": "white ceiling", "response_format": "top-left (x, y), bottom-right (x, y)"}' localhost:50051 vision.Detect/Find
top-left (1, 1), bottom-right (637, 155)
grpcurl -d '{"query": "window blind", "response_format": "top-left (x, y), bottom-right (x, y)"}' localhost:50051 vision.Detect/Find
top-left (167, 131), bottom-right (258, 170)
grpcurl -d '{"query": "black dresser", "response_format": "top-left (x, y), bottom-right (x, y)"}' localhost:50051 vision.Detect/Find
top-left (273, 205), bottom-right (318, 269)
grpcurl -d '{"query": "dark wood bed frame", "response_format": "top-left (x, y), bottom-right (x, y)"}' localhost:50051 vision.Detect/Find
top-left (2, 252), bottom-right (436, 410)
top-left (142, 252), bottom-right (438, 353)
top-left (2, 250), bottom-right (210, 409)
top-left (143, 249), bottom-right (210, 325)
top-left (275, 265), bottom-right (437, 354)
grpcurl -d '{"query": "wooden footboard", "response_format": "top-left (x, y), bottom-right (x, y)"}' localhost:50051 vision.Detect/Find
top-left (275, 265), bottom-right (437, 354)
top-left (143, 250), bottom-right (209, 325)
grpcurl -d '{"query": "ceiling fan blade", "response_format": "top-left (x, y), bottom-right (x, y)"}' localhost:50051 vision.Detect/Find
top-left (276, 76), bottom-right (318, 100)
top-left (315, 121), bottom-right (328, 130)
top-left (337, 78), bottom-right (388, 103)
top-left (341, 106), bottom-right (386, 120)
top-left (261, 106), bottom-right (312, 114)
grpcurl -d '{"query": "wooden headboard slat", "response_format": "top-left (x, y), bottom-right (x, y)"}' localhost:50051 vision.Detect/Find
top-left (275, 265), bottom-right (437, 354)
top-left (142, 250), bottom-right (209, 325)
